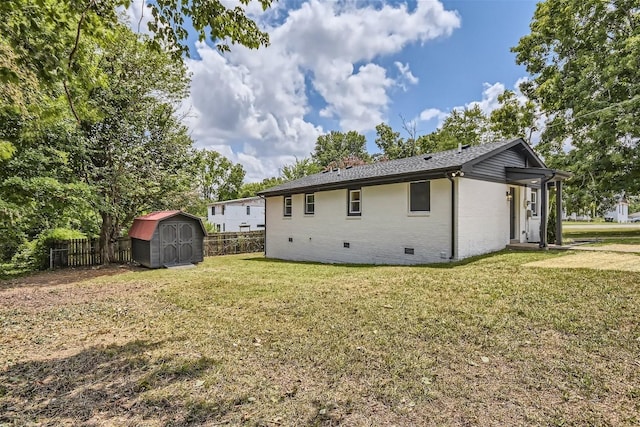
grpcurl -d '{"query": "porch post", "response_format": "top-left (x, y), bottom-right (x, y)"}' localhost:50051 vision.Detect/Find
top-left (555, 181), bottom-right (563, 246)
top-left (539, 179), bottom-right (548, 248)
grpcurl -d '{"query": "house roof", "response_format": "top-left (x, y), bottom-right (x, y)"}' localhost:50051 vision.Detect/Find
top-left (129, 210), bottom-right (206, 241)
top-left (259, 138), bottom-right (547, 196)
top-left (208, 196), bottom-right (264, 206)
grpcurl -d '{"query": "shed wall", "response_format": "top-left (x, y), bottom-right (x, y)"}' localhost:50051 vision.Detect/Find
top-left (265, 179), bottom-right (452, 265)
top-left (131, 238), bottom-right (151, 268)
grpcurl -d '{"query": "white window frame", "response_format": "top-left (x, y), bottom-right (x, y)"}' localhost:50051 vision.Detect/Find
top-left (305, 193), bottom-right (315, 215)
top-left (283, 196), bottom-right (292, 217)
top-left (348, 189), bottom-right (361, 216)
top-left (530, 190), bottom-right (538, 216)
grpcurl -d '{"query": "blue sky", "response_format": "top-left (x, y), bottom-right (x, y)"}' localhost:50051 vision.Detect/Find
top-left (129, 0), bottom-right (539, 181)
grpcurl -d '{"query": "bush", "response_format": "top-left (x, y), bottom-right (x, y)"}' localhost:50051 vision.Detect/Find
top-left (11, 228), bottom-right (86, 271)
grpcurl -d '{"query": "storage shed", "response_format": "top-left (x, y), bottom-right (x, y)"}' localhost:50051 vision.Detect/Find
top-left (129, 210), bottom-right (206, 268)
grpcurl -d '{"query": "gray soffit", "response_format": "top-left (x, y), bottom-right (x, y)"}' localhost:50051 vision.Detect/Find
top-left (506, 167), bottom-right (572, 185)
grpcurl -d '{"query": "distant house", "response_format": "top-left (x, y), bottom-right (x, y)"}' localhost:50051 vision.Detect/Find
top-left (604, 197), bottom-right (629, 223)
top-left (207, 197), bottom-right (265, 232)
top-left (258, 138), bottom-right (570, 265)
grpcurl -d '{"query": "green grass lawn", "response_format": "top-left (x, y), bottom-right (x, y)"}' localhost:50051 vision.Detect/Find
top-left (1, 252), bottom-right (639, 426)
top-left (563, 223), bottom-right (640, 244)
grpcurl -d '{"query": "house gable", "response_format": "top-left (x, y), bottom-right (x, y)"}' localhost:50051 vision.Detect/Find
top-left (464, 146), bottom-right (530, 182)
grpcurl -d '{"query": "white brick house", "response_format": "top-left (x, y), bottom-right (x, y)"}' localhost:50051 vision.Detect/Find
top-left (259, 138), bottom-right (570, 265)
top-left (207, 197), bottom-right (265, 232)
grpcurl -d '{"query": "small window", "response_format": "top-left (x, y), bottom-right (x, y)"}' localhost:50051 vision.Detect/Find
top-left (409, 181), bottom-right (430, 212)
top-left (211, 206), bottom-right (215, 216)
top-left (405, 248), bottom-right (414, 255)
top-left (305, 193), bottom-right (315, 214)
top-left (247, 206), bottom-right (251, 215)
top-left (531, 190), bottom-right (538, 216)
top-left (221, 205), bottom-right (225, 215)
top-left (343, 242), bottom-right (350, 248)
top-left (216, 224), bottom-right (221, 232)
top-left (348, 189), bottom-right (361, 216)
top-left (283, 196), bottom-right (292, 217)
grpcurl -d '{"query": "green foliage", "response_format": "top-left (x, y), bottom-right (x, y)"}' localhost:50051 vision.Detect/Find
top-left (202, 221), bottom-right (217, 235)
top-left (194, 149), bottom-right (245, 202)
top-left (374, 122), bottom-right (423, 160)
top-left (547, 190), bottom-right (556, 244)
top-left (489, 90), bottom-right (538, 143)
top-left (281, 157), bottom-right (322, 181)
top-left (144, 0), bottom-right (272, 58)
top-left (239, 177), bottom-right (284, 198)
top-left (312, 131), bottom-right (371, 167)
top-left (513, 0), bottom-right (640, 203)
top-left (12, 227), bottom-right (86, 271)
top-left (0, 0), bottom-right (274, 265)
top-left (419, 106), bottom-right (494, 153)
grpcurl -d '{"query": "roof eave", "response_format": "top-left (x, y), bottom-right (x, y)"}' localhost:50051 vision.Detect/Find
top-left (259, 166), bottom-right (463, 197)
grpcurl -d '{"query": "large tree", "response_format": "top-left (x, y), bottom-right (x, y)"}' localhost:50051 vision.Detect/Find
top-left (194, 150), bottom-right (246, 203)
top-left (513, 0), bottom-right (640, 204)
top-left (418, 106), bottom-right (494, 153)
top-left (312, 131), bottom-right (371, 168)
top-left (374, 122), bottom-right (424, 160)
top-left (78, 28), bottom-right (197, 262)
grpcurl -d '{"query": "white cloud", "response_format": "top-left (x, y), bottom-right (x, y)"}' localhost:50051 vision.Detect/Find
top-left (394, 61), bottom-right (419, 91)
top-left (419, 107), bottom-right (447, 122)
top-left (184, 0), bottom-right (461, 180)
top-left (465, 82), bottom-right (505, 114)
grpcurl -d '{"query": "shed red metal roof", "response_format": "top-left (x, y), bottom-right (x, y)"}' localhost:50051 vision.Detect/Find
top-left (128, 210), bottom-right (205, 241)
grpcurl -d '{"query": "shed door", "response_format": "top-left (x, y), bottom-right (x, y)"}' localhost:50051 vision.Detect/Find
top-left (160, 222), bottom-right (195, 265)
top-left (160, 223), bottom-right (178, 265)
top-left (178, 223), bottom-right (194, 263)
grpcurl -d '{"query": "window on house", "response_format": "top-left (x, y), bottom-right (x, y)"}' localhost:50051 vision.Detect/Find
top-left (247, 206), bottom-right (250, 215)
top-left (283, 196), bottom-right (292, 216)
top-left (221, 205), bottom-right (225, 215)
top-left (216, 224), bottom-right (221, 232)
top-left (211, 206), bottom-right (215, 216)
top-left (348, 189), bottom-right (361, 216)
top-left (305, 193), bottom-right (315, 214)
top-left (409, 181), bottom-right (430, 212)
top-left (529, 191), bottom-right (538, 216)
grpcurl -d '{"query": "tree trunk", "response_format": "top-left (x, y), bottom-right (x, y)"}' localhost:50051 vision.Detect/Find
top-left (99, 211), bottom-right (118, 264)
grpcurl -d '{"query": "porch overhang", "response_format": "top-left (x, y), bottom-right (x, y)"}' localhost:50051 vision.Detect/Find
top-left (505, 167), bottom-right (571, 186)
top-left (506, 167), bottom-right (572, 248)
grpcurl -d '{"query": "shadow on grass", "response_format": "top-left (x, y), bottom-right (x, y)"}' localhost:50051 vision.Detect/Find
top-left (0, 339), bottom-right (232, 426)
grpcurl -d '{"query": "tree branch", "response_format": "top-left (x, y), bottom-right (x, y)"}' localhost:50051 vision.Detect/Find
top-left (64, 0), bottom-right (97, 124)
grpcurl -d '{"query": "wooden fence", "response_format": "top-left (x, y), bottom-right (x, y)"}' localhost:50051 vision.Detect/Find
top-left (49, 237), bottom-right (131, 269)
top-left (204, 231), bottom-right (265, 256)
top-left (49, 231), bottom-right (264, 269)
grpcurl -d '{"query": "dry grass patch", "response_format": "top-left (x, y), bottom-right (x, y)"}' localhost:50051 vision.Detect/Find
top-left (526, 251), bottom-right (640, 272)
top-left (1, 252), bottom-right (639, 426)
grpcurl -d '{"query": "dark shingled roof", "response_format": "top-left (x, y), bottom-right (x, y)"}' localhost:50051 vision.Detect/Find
top-left (260, 138), bottom-right (541, 196)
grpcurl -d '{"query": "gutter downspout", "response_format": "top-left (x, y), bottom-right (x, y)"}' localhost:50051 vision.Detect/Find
top-left (259, 194), bottom-right (266, 256)
top-left (446, 172), bottom-right (456, 260)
